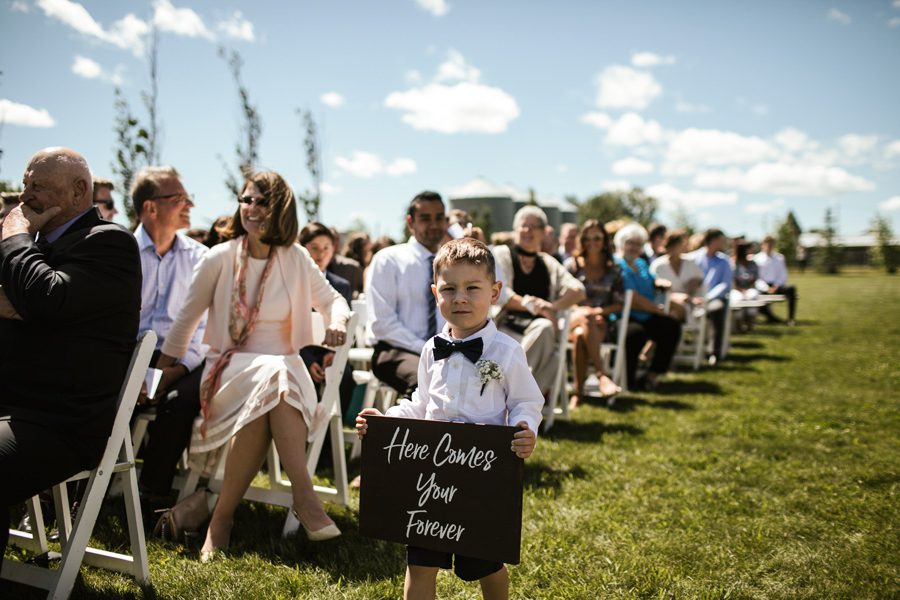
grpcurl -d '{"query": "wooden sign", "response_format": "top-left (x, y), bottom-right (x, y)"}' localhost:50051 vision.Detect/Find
top-left (359, 415), bottom-right (524, 564)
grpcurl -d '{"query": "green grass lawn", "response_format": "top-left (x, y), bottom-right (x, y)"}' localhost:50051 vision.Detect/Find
top-left (4, 271), bottom-right (899, 599)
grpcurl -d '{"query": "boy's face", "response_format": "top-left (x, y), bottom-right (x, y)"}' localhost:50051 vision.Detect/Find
top-left (432, 262), bottom-right (501, 338)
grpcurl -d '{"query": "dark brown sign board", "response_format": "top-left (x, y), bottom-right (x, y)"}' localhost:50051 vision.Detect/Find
top-left (359, 415), bottom-right (524, 564)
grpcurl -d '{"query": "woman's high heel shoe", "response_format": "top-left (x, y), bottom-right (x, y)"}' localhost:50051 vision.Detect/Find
top-left (283, 507), bottom-right (341, 541)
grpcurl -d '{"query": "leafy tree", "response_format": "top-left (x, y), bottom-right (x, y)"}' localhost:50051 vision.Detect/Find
top-left (621, 187), bottom-right (657, 227)
top-left (111, 87), bottom-right (150, 226)
top-left (218, 47), bottom-right (261, 197)
top-left (869, 215), bottom-right (898, 274)
top-left (775, 210), bottom-right (802, 265)
top-left (672, 203), bottom-right (696, 235)
top-left (0, 180), bottom-right (22, 193)
top-left (814, 208), bottom-right (842, 274)
top-left (141, 27), bottom-right (162, 165)
top-left (297, 108), bottom-right (321, 222)
top-left (468, 204), bottom-right (493, 239)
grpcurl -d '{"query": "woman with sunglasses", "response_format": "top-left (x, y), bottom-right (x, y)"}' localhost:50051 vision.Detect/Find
top-left (564, 219), bottom-right (624, 408)
top-left (157, 171), bottom-right (350, 560)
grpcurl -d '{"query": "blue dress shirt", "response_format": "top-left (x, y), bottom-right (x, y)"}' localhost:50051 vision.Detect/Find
top-left (693, 250), bottom-right (733, 301)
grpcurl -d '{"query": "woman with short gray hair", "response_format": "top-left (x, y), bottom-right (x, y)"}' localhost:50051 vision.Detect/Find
top-left (493, 207), bottom-right (585, 396)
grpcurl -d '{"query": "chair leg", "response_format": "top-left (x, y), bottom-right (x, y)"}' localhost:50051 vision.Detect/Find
top-left (120, 440), bottom-right (150, 583)
top-left (329, 415), bottom-right (350, 506)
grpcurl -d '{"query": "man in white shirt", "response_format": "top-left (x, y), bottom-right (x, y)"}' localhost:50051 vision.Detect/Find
top-left (130, 166), bottom-right (209, 504)
top-left (754, 235), bottom-right (797, 326)
top-left (366, 191), bottom-right (448, 397)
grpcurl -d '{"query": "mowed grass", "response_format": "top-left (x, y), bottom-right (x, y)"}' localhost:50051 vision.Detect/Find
top-left (4, 271), bottom-right (898, 599)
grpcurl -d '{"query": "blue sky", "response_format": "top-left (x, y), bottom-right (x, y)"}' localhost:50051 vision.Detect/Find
top-left (1, 0), bottom-right (899, 239)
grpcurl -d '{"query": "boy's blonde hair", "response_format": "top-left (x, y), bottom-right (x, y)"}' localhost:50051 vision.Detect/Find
top-left (433, 238), bottom-right (496, 282)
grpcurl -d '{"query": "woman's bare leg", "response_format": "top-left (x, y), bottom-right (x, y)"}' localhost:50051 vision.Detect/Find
top-left (269, 400), bottom-right (334, 531)
top-left (570, 328), bottom-right (588, 408)
top-left (202, 414), bottom-right (271, 553)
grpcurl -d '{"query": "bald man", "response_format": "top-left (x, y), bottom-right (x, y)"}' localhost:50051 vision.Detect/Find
top-left (0, 148), bottom-right (142, 559)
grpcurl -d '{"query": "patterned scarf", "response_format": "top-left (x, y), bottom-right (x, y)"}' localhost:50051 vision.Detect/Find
top-left (198, 235), bottom-right (276, 436)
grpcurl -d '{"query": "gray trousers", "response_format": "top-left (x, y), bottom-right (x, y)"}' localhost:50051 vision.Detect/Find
top-left (499, 317), bottom-right (557, 394)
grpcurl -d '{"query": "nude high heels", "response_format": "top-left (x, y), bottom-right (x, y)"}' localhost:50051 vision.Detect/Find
top-left (282, 507), bottom-right (341, 541)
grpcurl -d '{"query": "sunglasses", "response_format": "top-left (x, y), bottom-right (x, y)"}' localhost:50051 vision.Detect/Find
top-left (583, 235), bottom-right (605, 242)
top-left (94, 200), bottom-right (115, 210)
top-left (149, 192), bottom-right (193, 205)
top-left (238, 195), bottom-right (269, 208)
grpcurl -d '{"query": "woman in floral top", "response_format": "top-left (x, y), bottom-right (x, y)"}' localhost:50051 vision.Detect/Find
top-left (563, 219), bottom-right (625, 407)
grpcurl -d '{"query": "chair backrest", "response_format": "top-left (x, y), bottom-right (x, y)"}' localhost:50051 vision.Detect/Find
top-left (616, 290), bottom-right (633, 350)
top-left (308, 312), bottom-right (358, 447)
top-left (110, 331), bottom-right (158, 445)
top-left (351, 297), bottom-right (368, 347)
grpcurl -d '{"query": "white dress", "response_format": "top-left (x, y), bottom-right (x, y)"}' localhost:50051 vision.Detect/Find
top-left (188, 257), bottom-right (321, 472)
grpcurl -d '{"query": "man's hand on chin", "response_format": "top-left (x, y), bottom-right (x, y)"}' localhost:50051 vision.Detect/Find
top-left (1, 204), bottom-right (62, 240)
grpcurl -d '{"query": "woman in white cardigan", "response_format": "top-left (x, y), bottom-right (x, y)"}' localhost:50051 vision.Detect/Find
top-left (158, 171), bottom-right (350, 560)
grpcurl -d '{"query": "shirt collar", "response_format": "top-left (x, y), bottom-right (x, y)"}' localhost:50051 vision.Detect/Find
top-left (42, 207), bottom-right (93, 244)
top-left (408, 236), bottom-right (436, 259)
top-left (134, 223), bottom-right (184, 254)
top-left (439, 318), bottom-right (497, 345)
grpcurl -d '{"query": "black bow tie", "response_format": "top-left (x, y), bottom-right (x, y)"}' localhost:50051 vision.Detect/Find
top-left (432, 336), bottom-right (483, 363)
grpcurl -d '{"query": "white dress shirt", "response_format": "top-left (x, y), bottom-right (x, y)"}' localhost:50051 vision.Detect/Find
top-left (135, 225), bottom-right (208, 371)
top-left (649, 254), bottom-right (704, 295)
top-left (386, 319), bottom-right (544, 434)
top-left (753, 251), bottom-right (788, 287)
top-left (365, 237), bottom-right (445, 353)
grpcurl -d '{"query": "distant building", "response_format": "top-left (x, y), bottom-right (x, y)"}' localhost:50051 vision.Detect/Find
top-left (448, 176), bottom-right (577, 233)
top-left (799, 232), bottom-right (900, 266)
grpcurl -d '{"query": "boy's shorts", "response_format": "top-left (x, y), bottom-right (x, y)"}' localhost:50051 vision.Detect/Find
top-left (407, 545), bottom-right (503, 582)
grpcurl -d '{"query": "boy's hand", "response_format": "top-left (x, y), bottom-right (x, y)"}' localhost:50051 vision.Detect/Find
top-left (511, 421), bottom-right (536, 459)
top-left (355, 408), bottom-right (383, 439)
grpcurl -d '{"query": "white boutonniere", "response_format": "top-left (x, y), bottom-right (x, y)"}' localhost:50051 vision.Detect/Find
top-left (475, 359), bottom-right (504, 396)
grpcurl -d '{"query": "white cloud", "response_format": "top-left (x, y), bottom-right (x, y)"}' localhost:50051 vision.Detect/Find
top-left (773, 127), bottom-right (817, 154)
top-left (889, 17), bottom-right (900, 27)
top-left (885, 139), bottom-right (900, 159)
top-left (664, 128), bottom-right (776, 173)
top-left (153, 0), bottom-right (213, 40)
top-left (744, 198), bottom-right (785, 215)
top-left (827, 8), bottom-right (851, 25)
top-left (646, 182), bottom-right (739, 210)
top-left (630, 52), bottom-right (676, 67)
top-left (386, 158), bottom-right (418, 176)
top-left (320, 92), bottom-right (345, 108)
top-left (580, 111), bottom-right (611, 129)
top-left (693, 162), bottom-right (875, 196)
top-left (838, 133), bottom-right (878, 158)
top-left (405, 70), bottom-right (423, 85)
top-left (604, 112), bottom-right (663, 146)
top-left (556, 164), bottom-right (568, 173)
top-left (415, 0), bottom-right (449, 16)
top-left (0, 98), bottom-right (56, 128)
top-left (71, 55), bottom-right (123, 85)
top-left (435, 49), bottom-right (480, 83)
top-left (11, 0), bottom-right (30, 13)
top-left (894, 0), bottom-right (900, 8)
top-left (594, 65), bottom-right (662, 110)
top-left (385, 51), bottom-right (519, 134)
top-left (334, 151), bottom-right (417, 178)
top-left (217, 10), bottom-right (255, 42)
top-left (611, 157), bottom-right (654, 176)
top-left (601, 180), bottom-right (632, 192)
top-left (675, 100), bottom-right (710, 113)
top-left (879, 196), bottom-right (900, 211)
top-left (320, 182), bottom-right (342, 195)
top-left (35, 0), bottom-right (149, 56)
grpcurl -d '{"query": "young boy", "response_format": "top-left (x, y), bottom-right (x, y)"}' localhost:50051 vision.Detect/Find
top-left (356, 237), bottom-right (544, 600)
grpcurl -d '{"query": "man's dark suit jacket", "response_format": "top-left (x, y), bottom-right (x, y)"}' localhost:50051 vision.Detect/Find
top-left (0, 209), bottom-right (142, 448)
top-left (325, 269), bottom-right (352, 304)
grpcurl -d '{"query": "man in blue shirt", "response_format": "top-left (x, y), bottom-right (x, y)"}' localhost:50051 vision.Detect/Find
top-left (694, 228), bottom-right (733, 363)
top-left (130, 166), bottom-right (208, 507)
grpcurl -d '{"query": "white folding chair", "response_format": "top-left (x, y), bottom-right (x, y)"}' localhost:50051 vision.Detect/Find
top-left (600, 289), bottom-right (633, 392)
top-left (673, 295), bottom-right (709, 371)
top-left (4, 331), bottom-right (157, 600)
top-left (177, 314), bottom-right (358, 523)
top-left (541, 309), bottom-right (572, 432)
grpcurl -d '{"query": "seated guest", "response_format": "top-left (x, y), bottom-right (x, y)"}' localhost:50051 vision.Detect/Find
top-left (205, 215), bottom-right (232, 248)
top-left (130, 166), bottom-right (208, 509)
top-left (328, 226), bottom-right (363, 297)
top-left (614, 223), bottom-right (682, 390)
top-left (754, 235), bottom-right (798, 326)
top-left (693, 228), bottom-right (733, 363)
top-left (157, 170), bottom-right (350, 559)
top-left (364, 234), bottom-right (396, 285)
top-left (541, 224), bottom-right (563, 263)
top-left (564, 219), bottom-right (624, 407)
top-left (1, 147), bottom-right (142, 562)
top-left (730, 242), bottom-right (763, 331)
top-left (643, 223), bottom-right (667, 264)
top-left (650, 229), bottom-right (704, 322)
top-left (494, 206), bottom-right (585, 397)
top-left (299, 222), bottom-right (356, 415)
top-left (342, 231), bottom-right (372, 274)
top-left (366, 191), bottom-right (447, 397)
top-left (92, 177), bottom-right (119, 221)
top-left (559, 222), bottom-right (578, 264)
top-left (0, 191), bottom-right (19, 225)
